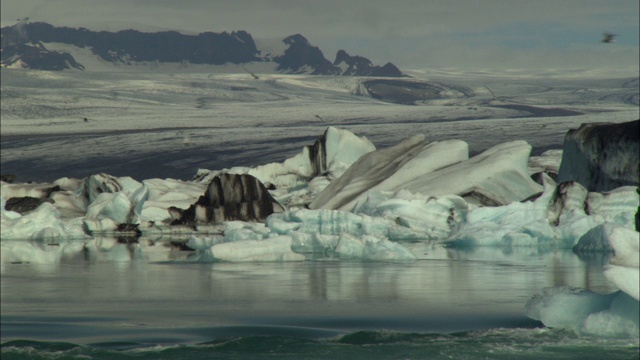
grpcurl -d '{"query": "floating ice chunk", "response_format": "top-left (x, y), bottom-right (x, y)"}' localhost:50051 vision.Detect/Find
top-left (83, 238), bottom-right (143, 262)
top-left (222, 220), bottom-right (271, 242)
top-left (447, 173), bottom-right (636, 249)
top-left (604, 265), bottom-right (640, 302)
top-left (138, 178), bottom-right (206, 221)
top-left (289, 232), bottom-right (339, 254)
top-left (49, 190), bottom-right (87, 218)
top-left (83, 173), bottom-right (124, 203)
top-left (573, 224), bottom-right (616, 253)
top-left (187, 234), bottom-right (224, 250)
top-left (86, 192), bottom-right (134, 224)
top-left (335, 233), bottom-right (416, 261)
top-left (554, 209), bottom-right (604, 247)
top-left (526, 286), bottom-right (639, 338)
top-left (586, 186), bottom-right (639, 227)
top-left (1, 240), bottom-right (86, 266)
top-left (526, 287), bottom-right (614, 331)
top-left (583, 292), bottom-right (640, 338)
top-left (354, 190), bottom-right (469, 240)
top-left (334, 233), bottom-right (365, 258)
top-left (310, 136), bottom-right (468, 210)
top-left (528, 149), bottom-right (562, 175)
top-left (311, 139), bottom-right (542, 211)
top-left (208, 236), bottom-right (305, 261)
top-left (53, 177), bottom-right (85, 191)
top-left (447, 199), bottom-right (555, 248)
top-left (118, 176), bottom-right (143, 195)
top-left (267, 208), bottom-right (425, 241)
top-left (82, 217), bottom-right (119, 234)
top-left (1, 202), bottom-right (87, 241)
top-left (321, 126), bottom-right (377, 176)
top-left (0, 181), bottom-right (60, 199)
top-left (269, 209), bottom-right (368, 235)
top-left (603, 226), bottom-right (640, 300)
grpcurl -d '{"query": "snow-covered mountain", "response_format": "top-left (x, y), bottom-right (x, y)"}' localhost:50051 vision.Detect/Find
top-left (0, 21), bottom-right (405, 76)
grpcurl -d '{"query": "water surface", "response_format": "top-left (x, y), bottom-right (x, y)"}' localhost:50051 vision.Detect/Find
top-left (4, 244), bottom-right (636, 360)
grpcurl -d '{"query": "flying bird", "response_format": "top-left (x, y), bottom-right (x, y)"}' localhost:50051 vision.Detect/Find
top-left (242, 67), bottom-right (259, 80)
top-left (601, 32), bottom-right (617, 43)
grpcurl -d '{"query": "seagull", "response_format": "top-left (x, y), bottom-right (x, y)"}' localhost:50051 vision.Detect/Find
top-left (601, 32), bottom-right (617, 43)
top-left (242, 67), bottom-right (259, 80)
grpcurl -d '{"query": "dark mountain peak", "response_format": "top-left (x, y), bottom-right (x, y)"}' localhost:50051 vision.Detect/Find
top-left (373, 62), bottom-right (405, 77)
top-left (334, 49), bottom-right (350, 64)
top-left (1, 22), bottom-right (406, 76)
top-left (333, 49), bottom-right (372, 67)
top-left (283, 34), bottom-right (310, 46)
top-left (274, 34), bottom-right (339, 75)
top-left (0, 41), bottom-right (84, 70)
top-left (333, 49), bottom-right (405, 77)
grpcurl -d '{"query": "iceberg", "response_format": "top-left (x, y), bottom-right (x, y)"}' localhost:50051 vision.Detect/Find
top-left (207, 236), bottom-right (305, 262)
top-left (526, 287), bottom-right (638, 338)
top-left (1, 197), bottom-right (87, 242)
top-left (310, 138), bottom-right (541, 211)
top-left (168, 173), bottom-right (285, 225)
top-left (525, 189), bottom-right (639, 339)
top-left (2, 122), bottom-right (639, 339)
top-left (1, 125), bottom-right (637, 266)
top-left (447, 174), bottom-right (638, 249)
top-left (557, 119), bottom-right (639, 192)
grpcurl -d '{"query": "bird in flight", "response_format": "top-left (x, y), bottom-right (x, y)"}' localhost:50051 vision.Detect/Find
top-left (601, 32), bottom-right (617, 43)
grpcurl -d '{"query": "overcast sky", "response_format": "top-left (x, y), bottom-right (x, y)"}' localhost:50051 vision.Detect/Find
top-left (2, 0), bottom-right (638, 72)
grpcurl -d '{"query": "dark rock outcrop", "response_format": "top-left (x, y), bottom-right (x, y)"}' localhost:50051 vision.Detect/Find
top-left (169, 173), bottom-right (285, 225)
top-left (274, 34), bottom-right (340, 75)
top-left (333, 49), bottom-right (405, 77)
top-left (1, 42), bottom-right (84, 70)
top-left (1, 174), bottom-right (18, 183)
top-left (557, 120), bottom-right (639, 192)
top-left (4, 196), bottom-right (54, 214)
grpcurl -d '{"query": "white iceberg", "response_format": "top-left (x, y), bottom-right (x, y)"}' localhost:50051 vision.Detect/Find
top-left (526, 286), bottom-right (638, 338)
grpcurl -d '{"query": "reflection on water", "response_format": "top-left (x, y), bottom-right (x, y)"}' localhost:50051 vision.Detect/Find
top-left (0, 236), bottom-right (619, 345)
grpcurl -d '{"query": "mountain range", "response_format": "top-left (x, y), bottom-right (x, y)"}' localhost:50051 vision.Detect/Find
top-left (1, 21), bottom-right (405, 77)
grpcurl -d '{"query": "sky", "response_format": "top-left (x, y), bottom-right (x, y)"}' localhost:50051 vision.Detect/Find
top-left (1, 0), bottom-right (639, 72)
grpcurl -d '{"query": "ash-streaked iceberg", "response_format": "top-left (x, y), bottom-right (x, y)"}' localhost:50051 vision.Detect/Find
top-left (310, 137), bottom-right (541, 211)
top-left (168, 173), bottom-right (285, 225)
top-left (557, 119), bottom-right (639, 192)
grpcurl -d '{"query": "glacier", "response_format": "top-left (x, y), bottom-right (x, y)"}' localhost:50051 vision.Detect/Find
top-left (1, 125), bottom-right (638, 339)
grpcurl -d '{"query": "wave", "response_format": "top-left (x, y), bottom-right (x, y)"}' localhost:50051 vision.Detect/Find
top-left (3, 328), bottom-right (638, 360)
